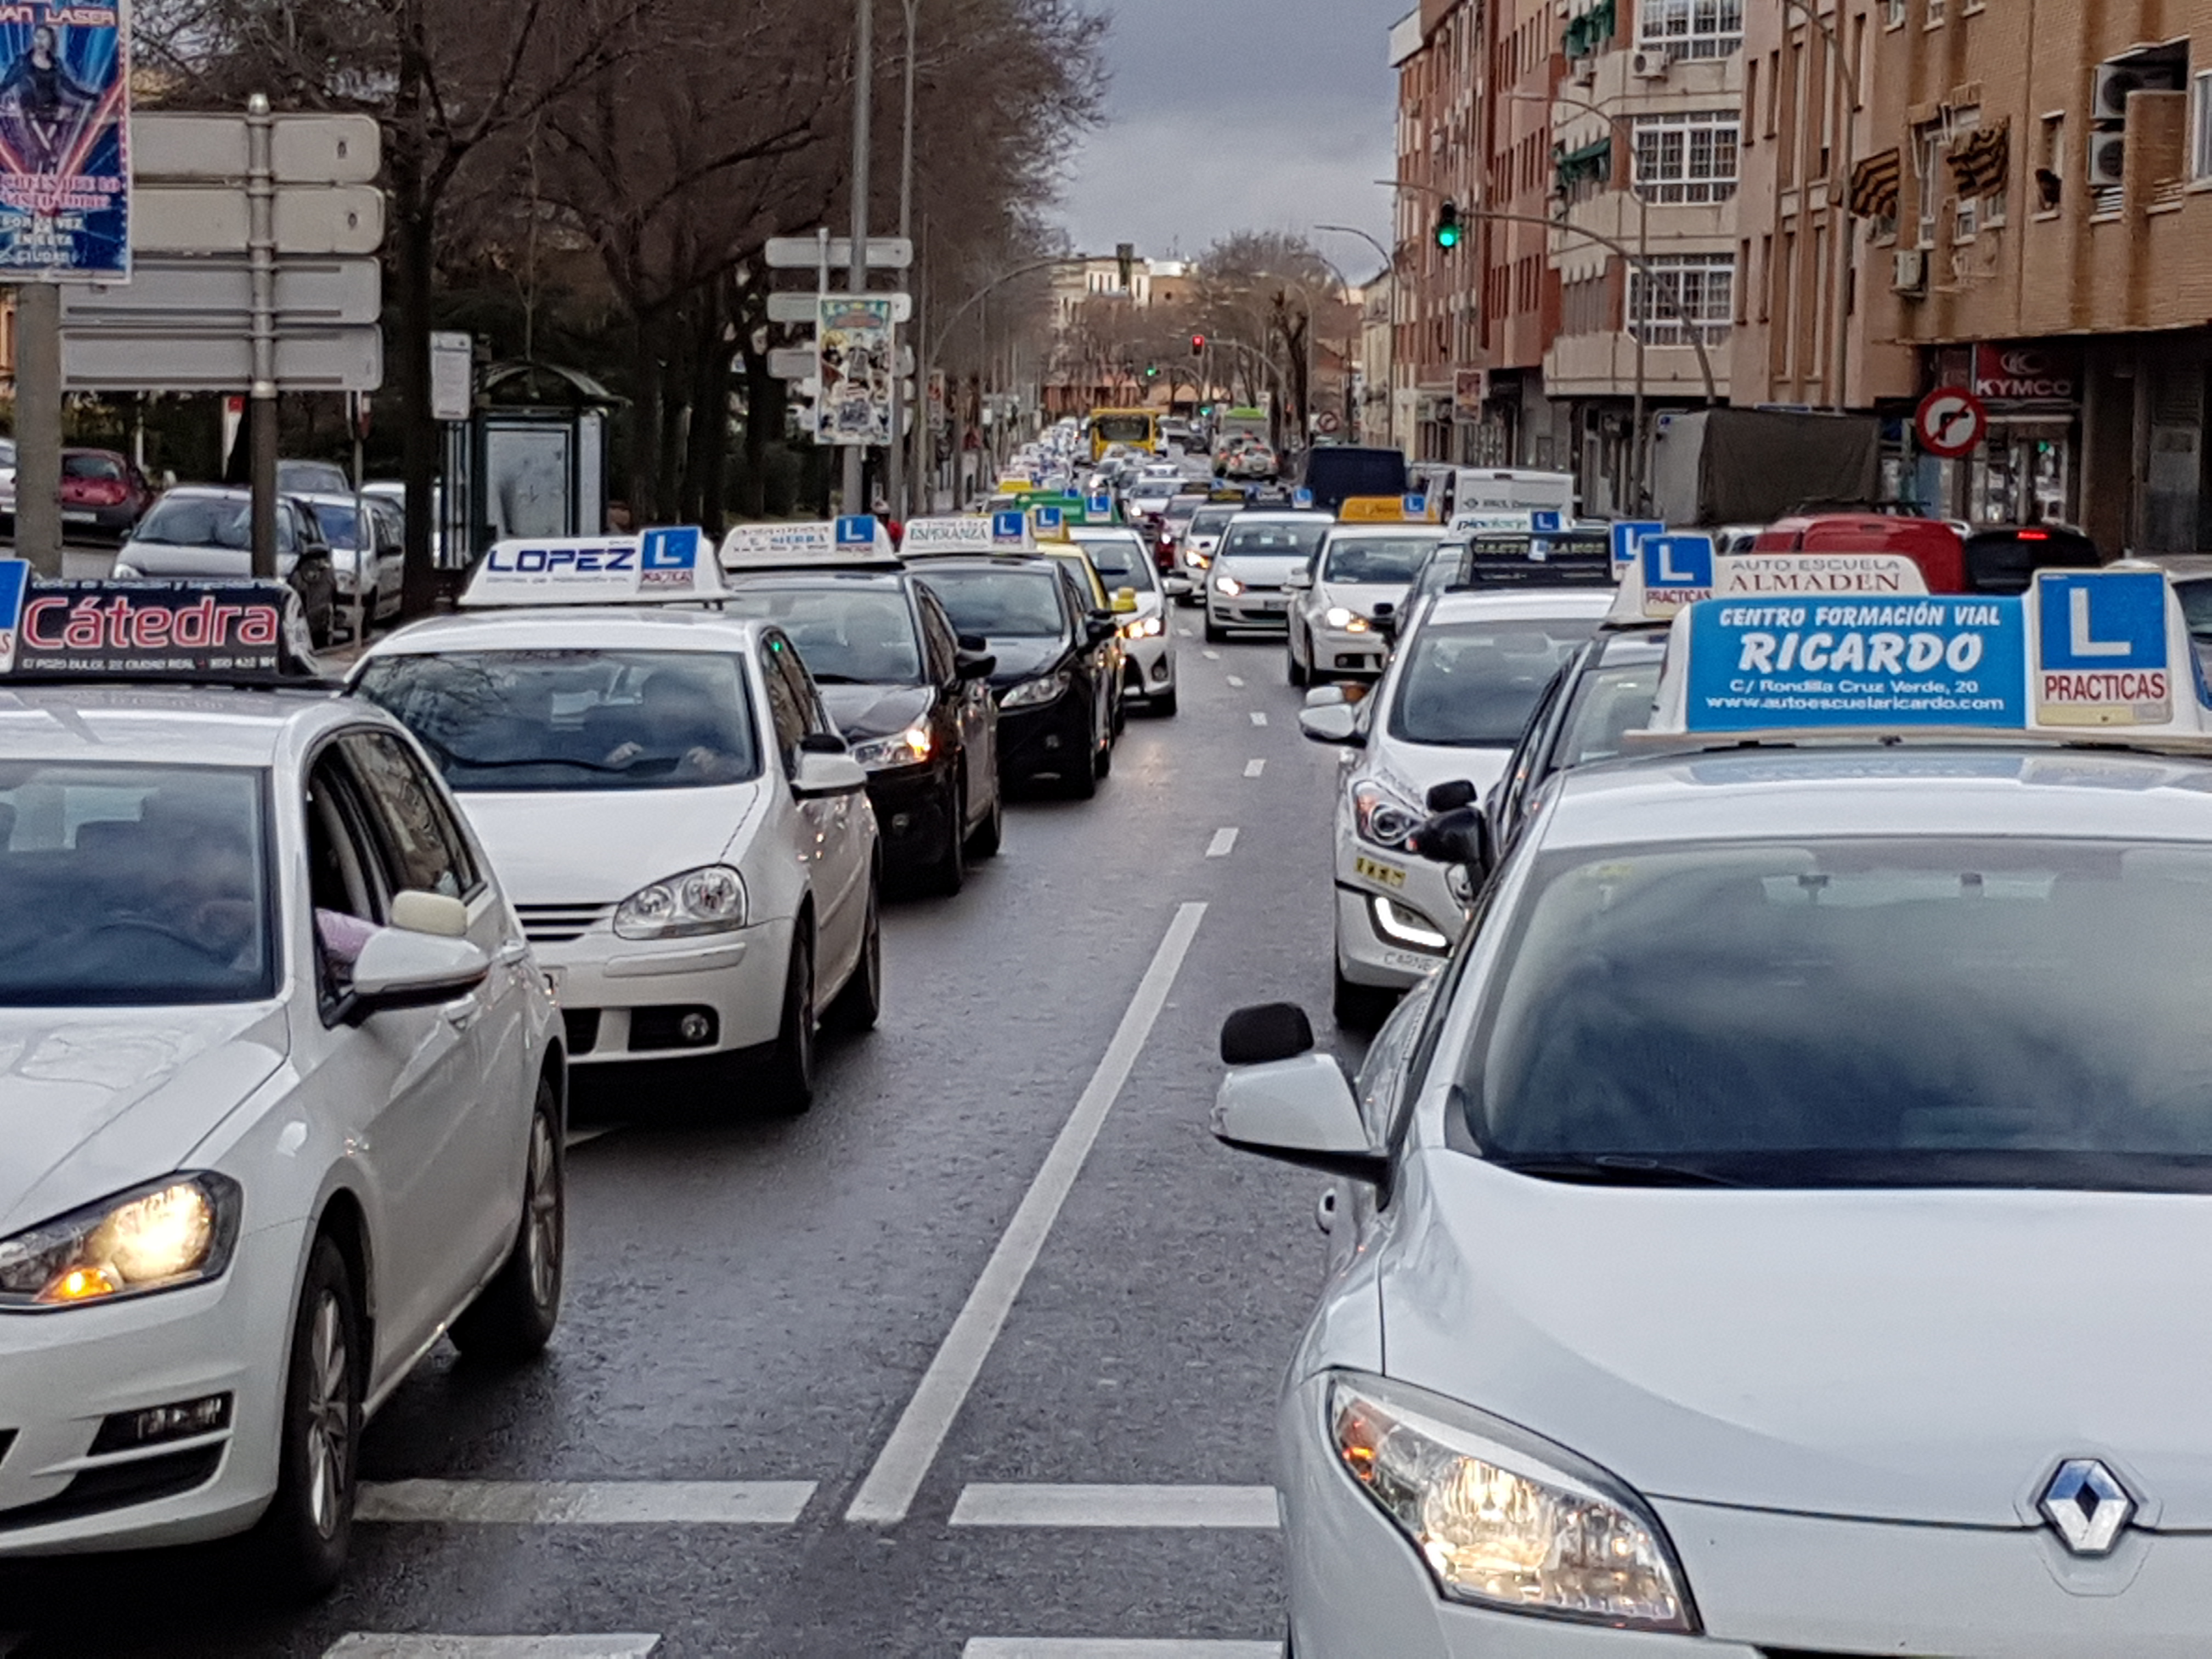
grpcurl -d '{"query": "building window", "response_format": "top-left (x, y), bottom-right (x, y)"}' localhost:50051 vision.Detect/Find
top-left (1639, 0), bottom-right (1743, 60)
top-left (1915, 122), bottom-right (1944, 246)
top-left (2195, 71), bottom-right (2212, 179)
top-left (1630, 252), bottom-right (1736, 345)
top-left (1635, 111), bottom-right (1741, 202)
top-left (1884, 0), bottom-right (1905, 24)
top-left (1926, 0), bottom-right (1945, 22)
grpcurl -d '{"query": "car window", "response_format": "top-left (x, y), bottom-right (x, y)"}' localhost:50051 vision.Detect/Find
top-left (915, 589), bottom-right (959, 681)
top-left (1076, 535), bottom-right (1158, 591)
top-left (766, 632), bottom-right (834, 741)
top-left (62, 453), bottom-right (123, 481)
top-left (340, 731), bottom-right (482, 902)
top-left (133, 495), bottom-right (250, 549)
top-left (1324, 536), bottom-right (1440, 585)
top-left (2176, 577), bottom-right (2212, 642)
top-left (314, 503), bottom-right (365, 550)
top-left (1389, 617), bottom-right (1602, 748)
top-left (723, 585), bottom-right (924, 686)
top-left (0, 763), bottom-right (274, 1006)
top-left (1221, 521), bottom-right (1327, 560)
top-left (358, 650), bottom-right (763, 793)
top-left (917, 568), bottom-right (1068, 639)
top-left (1554, 657), bottom-right (1663, 769)
top-left (759, 644), bottom-right (809, 771)
top-left (306, 752), bottom-right (390, 999)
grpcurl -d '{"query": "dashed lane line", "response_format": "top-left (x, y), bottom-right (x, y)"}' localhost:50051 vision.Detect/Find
top-left (951, 1484), bottom-right (1279, 1529)
top-left (963, 1644), bottom-right (1278, 1658)
top-left (1224, 675), bottom-right (1245, 688)
top-left (357, 1481), bottom-right (816, 1525)
top-left (324, 1641), bottom-right (661, 1658)
top-left (1205, 829), bottom-right (1239, 859)
top-left (1249, 712), bottom-right (1268, 727)
top-left (1244, 759), bottom-right (1265, 778)
top-left (845, 904), bottom-right (1210, 1524)
top-left (1203, 650), bottom-right (1220, 660)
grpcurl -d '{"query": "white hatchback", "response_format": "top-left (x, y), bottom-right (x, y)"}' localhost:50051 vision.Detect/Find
top-left (1286, 524), bottom-right (1448, 685)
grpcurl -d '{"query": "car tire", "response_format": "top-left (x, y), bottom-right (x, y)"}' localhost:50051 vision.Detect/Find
top-left (965, 781), bottom-right (1004, 859)
top-left (1204, 614), bottom-right (1227, 644)
top-left (1150, 683), bottom-right (1179, 718)
top-left (1333, 965), bottom-right (1399, 1033)
top-left (761, 930), bottom-right (816, 1113)
top-left (1062, 744), bottom-right (1099, 800)
top-left (449, 1075), bottom-right (565, 1365)
top-left (246, 1234), bottom-right (362, 1604)
top-left (1288, 637), bottom-right (1310, 687)
top-left (1095, 722), bottom-right (1114, 780)
top-left (927, 769), bottom-right (968, 896)
top-left (823, 872), bottom-right (883, 1035)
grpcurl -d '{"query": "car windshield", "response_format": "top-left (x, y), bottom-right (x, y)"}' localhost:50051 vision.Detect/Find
top-left (132, 495), bottom-right (250, 548)
top-left (0, 764), bottom-right (273, 1006)
top-left (1324, 535), bottom-right (1439, 585)
top-left (2172, 577), bottom-right (2212, 641)
top-left (356, 650), bottom-right (762, 793)
top-left (1094, 415), bottom-right (1152, 444)
top-left (917, 568), bottom-right (1065, 639)
top-left (1076, 536), bottom-right (1159, 592)
top-left (63, 453), bottom-right (123, 481)
top-left (1467, 837), bottom-right (2212, 1193)
top-left (279, 461), bottom-right (349, 494)
top-left (722, 586), bottom-right (923, 685)
top-left (1221, 522), bottom-right (1327, 561)
top-left (1551, 652), bottom-right (1663, 769)
top-left (1189, 508), bottom-right (1237, 537)
top-left (1390, 616), bottom-right (1601, 747)
top-left (311, 504), bottom-right (364, 549)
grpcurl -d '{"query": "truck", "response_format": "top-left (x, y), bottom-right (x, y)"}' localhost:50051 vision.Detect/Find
top-left (1648, 407), bottom-right (1883, 529)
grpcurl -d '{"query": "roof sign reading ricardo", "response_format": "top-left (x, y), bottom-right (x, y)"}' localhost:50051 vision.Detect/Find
top-left (0, 566), bottom-right (314, 681)
top-left (719, 517), bottom-right (899, 570)
top-left (1656, 568), bottom-right (2212, 740)
top-left (464, 527), bottom-right (721, 607)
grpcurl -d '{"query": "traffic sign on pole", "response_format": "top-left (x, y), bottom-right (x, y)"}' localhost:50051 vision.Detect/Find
top-left (764, 236), bottom-right (914, 271)
top-left (768, 291), bottom-right (911, 324)
top-left (133, 112), bottom-right (381, 184)
top-left (61, 327), bottom-right (384, 393)
top-left (1915, 387), bottom-right (1989, 459)
top-left (59, 257), bottom-right (382, 329)
top-left (133, 184), bottom-right (386, 257)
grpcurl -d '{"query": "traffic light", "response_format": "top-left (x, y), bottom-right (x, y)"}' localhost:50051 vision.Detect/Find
top-left (1190, 332), bottom-right (1206, 356)
top-left (1435, 200), bottom-right (1464, 251)
top-left (1145, 363), bottom-right (1160, 380)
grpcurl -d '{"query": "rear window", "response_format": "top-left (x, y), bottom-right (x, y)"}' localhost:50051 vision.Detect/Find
top-left (1221, 521), bottom-right (1327, 561)
top-left (1302, 448), bottom-right (1408, 506)
top-left (63, 453), bottom-right (124, 481)
top-left (916, 568), bottom-right (1067, 639)
top-left (1390, 617), bottom-right (1602, 747)
top-left (722, 586), bottom-right (924, 685)
top-left (1323, 535), bottom-right (1440, 585)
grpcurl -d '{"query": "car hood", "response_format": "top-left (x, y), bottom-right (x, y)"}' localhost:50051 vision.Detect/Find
top-left (1383, 1154), bottom-right (2212, 1527)
top-left (0, 1006), bottom-right (287, 1234)
top-left (456, 785), bottom-right (766, 906)
top-left (1318, 580), bottom-right (1412, 618)
top-left (1362, 737), bottom-right (1513, 809)
top-left (984, 637), bottom-right (1069, 686)
top-left (1218, 556), bottom-right (1307, 586)
top-left (122, 541), bottom-right (298, 577)
top-left (819, 682), bottom-right (934, 743)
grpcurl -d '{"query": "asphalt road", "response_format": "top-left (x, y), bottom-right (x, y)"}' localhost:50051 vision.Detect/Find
top-left (0, 616), bottom-right (1365, 1659)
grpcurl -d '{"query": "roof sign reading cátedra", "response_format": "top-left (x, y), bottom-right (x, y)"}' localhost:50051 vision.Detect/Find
top-left (0, 572), bottom-right (312, 681)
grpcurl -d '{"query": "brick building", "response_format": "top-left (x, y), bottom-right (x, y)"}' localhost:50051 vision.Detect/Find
top-left (1390, 1), bottom-right (1486, 461)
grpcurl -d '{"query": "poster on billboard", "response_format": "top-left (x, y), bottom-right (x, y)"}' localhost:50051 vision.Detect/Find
top-left (816, 296), bottom-right (896, 447)
top-left (0, 3), bottom-right (130, 279)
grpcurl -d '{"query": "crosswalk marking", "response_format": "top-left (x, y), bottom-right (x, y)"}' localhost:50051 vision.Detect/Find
top-left (357, 1481), bottom-right (815, 1525)
top-left (324, 1639), bottom-right (661, 1658)
top-left (950, 1483), bottom-right (1279, 1529)
top-left (962, 1644), bottom-right (1279, 1658)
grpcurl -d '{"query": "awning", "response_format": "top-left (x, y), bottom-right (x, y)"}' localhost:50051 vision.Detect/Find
top-left (1555, 136), bottom-right (1612, 191)
top-left (1849, 148), bottom-right (1903, 218)
top-left (1564, 0), bottom-right (1617, 60)
top-left (1949, 120), bottom-right (2010, 196)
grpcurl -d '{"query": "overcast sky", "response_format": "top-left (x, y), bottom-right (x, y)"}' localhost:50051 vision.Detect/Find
top-left (1056, 0), bottom-right (1404, 278)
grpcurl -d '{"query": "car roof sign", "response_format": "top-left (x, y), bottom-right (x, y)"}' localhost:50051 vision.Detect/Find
top-left (0, 565), bottom-right (322, 684)
top-left (1650, 566), bottom-right (2210, 742)
top-left (1607, 545), bottom-right (1931, 625)
top-left (718, 516), bottom-right (900, 572)
top-left (902, 515), bottom-right (1036, 556)
top-left (463, 526), bottom-right (725, 607)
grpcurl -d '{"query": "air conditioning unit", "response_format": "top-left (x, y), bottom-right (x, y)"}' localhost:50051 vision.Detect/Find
top-left (1630, 47), bottom-right (1672, 78)
top-left (1570, 55), bottom-right (1597, 87)
top-left (2087, 130), bottom-right (2129, 185)
top-left (2094, 60), bottom-right (2183, 121)
top-left (1893, 249), bottom-right (1928, 296)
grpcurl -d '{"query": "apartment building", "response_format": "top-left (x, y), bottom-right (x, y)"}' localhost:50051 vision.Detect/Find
top-left (1391, 1), bottom-right (1486, 461)
top-left (1736, 0), bottom-right (2212, 554)
top-left (1544, 0), bottom-right (1742, 513)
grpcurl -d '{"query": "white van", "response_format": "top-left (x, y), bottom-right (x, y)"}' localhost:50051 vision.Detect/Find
top-left (1438, 467), bottom-right (1576, 531)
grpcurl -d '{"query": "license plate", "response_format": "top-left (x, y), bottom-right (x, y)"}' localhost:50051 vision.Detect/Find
top-left (1254, 596), bottom-right (1286, 612)
top-left (1355, 855), bottom-right (1408, 891)
top-left (61, 510), bottom-right (95, 523)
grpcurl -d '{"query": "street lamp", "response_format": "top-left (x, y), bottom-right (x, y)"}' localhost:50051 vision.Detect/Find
top-left (1316, 224), bottom-right (1398, 452)
top-left (887, 0), bottom-right (919, 519)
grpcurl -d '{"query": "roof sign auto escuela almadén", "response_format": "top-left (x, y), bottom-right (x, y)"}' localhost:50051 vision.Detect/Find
top-left (0, 5), bottom-right (131, 278)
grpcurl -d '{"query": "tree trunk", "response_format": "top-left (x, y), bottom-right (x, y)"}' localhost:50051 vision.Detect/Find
top-left (627, 309), bottom-right (666, 521)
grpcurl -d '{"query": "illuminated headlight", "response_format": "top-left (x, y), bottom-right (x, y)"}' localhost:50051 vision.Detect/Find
top-left (112, 562), bottom-right (142, 579)
top-left (1001, 672), bottom-right (1070, 710)
top-left (1330, 1373), bottom-right (1696, 1632)
top-left (1372, 893), bottom-right (1449, 951)
top-left (851, 725), bottom-right (935, 770)
top-left (1324, 607), bottom-right (1371, 633)
top-left (1121, 613), bottom-right (1165, 640)
top-left (1185, 548), bottom-right (1212, 569)
top-left (1352, 779), bottom-right (1425, 851)
top-left (0, 1174), bottom-right (242, 1310)
top-left (613, 864), bottom-right (748, 940)
top-left (1215, 575), bottom-right (1244, 597)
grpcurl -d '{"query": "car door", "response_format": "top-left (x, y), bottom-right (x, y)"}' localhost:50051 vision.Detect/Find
top-left (768, 633), bottom-right (867, 980)
top-left (918, 588), bottom-right (994, 827)
top-left (338, 729), bottom-right (530, 1331)
top-left (373, 501), bottom-right (407, 608)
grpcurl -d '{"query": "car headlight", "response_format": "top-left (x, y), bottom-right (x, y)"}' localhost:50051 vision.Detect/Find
top-left (1215, 575), bottom-right (1244, 597)
top-left (850, 725), bottom-right (934, 770)
top-left (0, 1173), bottom-right (242, 1310)
top-left (613, 864), bottom-right (748, 940)
top-left (1330, 1373), bottom-right (1696, 1632)
top-left (1324, 606), bottom-right (1372, 633)
top-left (1352, 778), bottom-right (1425, 851)
top-left (1372, 893), bottom-right (1449, 951)
top-left (1185, 549), bottom-right (1211, 569)
top-left (112, 562), bottom-right (141, 579)
top-left (1000, 672), bottom-right (1070, 710)
top-left (1121, 613), bottom-right (1165, 640)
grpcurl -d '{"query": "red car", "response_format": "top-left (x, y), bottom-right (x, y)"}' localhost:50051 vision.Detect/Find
top-left (58, 448), bottom-right (158, 540)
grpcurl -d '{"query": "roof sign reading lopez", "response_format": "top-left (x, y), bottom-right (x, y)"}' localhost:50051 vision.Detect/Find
top-left (464, 526), bottom-right (720, 607)
top-left (0, 571), bottom-right (315, 682)
top-left (1608, 546), bottom-right (1930, 625)
top-left (718, 517), bottom-right (899, 571)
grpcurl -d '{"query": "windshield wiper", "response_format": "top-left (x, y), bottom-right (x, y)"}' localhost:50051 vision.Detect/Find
top-left (1492, 1155), bottom-right (1745, 1188)
top-left (805, 673), bottom-right (870, 685)
top-left (413, 732), bottom-right (630, 775)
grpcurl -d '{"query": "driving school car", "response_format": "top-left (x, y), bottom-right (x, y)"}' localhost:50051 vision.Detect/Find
top-left (353, 528), bottom-right (879, 1111)
top-left (0, 571), bottom-right (563, 1597)
top-left (1227, 566), bottom-right (2212, 1658)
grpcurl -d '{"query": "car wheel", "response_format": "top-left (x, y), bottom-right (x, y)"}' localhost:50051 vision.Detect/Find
top-left (926, 768), bottom-right (967, 896)
top-left (246, 1234), bottom-right (362, 1602)
top-left (965, 778), bottom-right (1004, 859)
top-left (1150, 682), bottom-right (1179, 718)
top-left (1062, 738), bottom-right (1099, 800)
top-left (449, 1075), bottom-right (565, 1365)
top-left (1204, 614), bottom-right (1227, 644)
top-left (823, 871), bottom-right (883, 1034)
top-left (760, 930), bottom-right (816, 1113)
top-left (1333, 964), bottom-right (1399, 1033)
top-left (1288, 635), bottom-right (1310, 687)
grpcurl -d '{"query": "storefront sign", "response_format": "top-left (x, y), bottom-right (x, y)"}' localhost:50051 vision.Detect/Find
top-left (1972, 343), bottom-right (2079, 407)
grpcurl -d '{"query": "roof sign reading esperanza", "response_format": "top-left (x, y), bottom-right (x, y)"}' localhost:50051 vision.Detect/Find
top-left (901, 516), bottom-right (1035, 556)
top-left (0, 568), bottom-right (311, 681)
top-left (719, 517), bottom-right (900, 569)
top-left (462, 527), bottom-right (719, 607)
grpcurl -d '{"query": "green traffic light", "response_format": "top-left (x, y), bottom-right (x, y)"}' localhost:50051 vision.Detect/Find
top-left (1436, 223), bottom-right (1462, 249)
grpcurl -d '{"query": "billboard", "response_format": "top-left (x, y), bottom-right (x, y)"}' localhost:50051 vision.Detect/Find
top-left (0, 3), bottom-right (131, 278)
top-left (816, 296), bottom-right (896, 447)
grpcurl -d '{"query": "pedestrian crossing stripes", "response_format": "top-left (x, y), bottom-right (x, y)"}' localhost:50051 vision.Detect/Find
top-left (951, 1484), bottom-right (1279, 1529)
top-left (962, 1644), bottom-right (1279, 1658)
top-left (357, 1481), bottom-right (815, 1526)
top-left (324, 1639), bottom-right (660, 1658)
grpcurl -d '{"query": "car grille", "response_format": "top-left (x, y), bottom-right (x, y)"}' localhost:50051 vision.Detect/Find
top-left (516, 903), bottom-right (615, 944)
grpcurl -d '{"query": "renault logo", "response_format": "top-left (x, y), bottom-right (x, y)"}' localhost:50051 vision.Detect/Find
top-left (2040, 1460), bottom-right (2136, 1556)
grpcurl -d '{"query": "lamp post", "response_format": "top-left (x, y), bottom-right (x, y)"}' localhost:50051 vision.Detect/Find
top-left (1781, 0), bottom-right (1859, 412)
top-left (1317, 224), bottom-right (1398, 448)
top-left (843, 0), bottom-right (873, 518)
top-left (888, 0), bottom-right (918, 518)
top-left (1308, 247), bottom-right (1359, 443)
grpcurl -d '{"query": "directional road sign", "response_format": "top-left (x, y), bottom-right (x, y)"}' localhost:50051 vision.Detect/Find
top-left (768, 347), bottom-right (819, 381)
top-left (59, 257), bottom-right (381, 330)
top-left (765, 236), bottom-right (914, 271)
top-left (62, 328), bottom-right (383, 393)
top-left (768, 291), bottom-right (912, 325)
top-left (133, 113), bottom-right (381, 184)
top-left (1915, 387), bottom-right (1989, 459)
top-left (134, 185), bottom-right (386, 257)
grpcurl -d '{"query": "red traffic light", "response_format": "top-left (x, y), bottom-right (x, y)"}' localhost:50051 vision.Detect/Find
top-left (1190, 332), bottom-right (1206, 356)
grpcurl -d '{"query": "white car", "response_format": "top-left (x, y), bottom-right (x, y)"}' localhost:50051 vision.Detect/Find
top-left (298, 491), bottom-right (405, 631)
top-left (1301, 589), bottom-right (1610, 1027)
top-left (0, 578), bottom-right (563, 1595)
top-left (1204, 511), bottom-right (1334, 641)
top-left (1286, 524), bottom-right (1449, 686)
top-left (1072, 525), bottom-right (1178, 716)
top-left (352, 538), bottom-right (880, 1110)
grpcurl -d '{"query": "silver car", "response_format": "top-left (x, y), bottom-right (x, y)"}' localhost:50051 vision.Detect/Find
top-left (1203, 511), bottom-right (1333, 642)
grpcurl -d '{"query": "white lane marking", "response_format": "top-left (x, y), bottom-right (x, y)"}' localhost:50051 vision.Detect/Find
top-left (1249, 712), bottom-right (1268, 727)
top-left (1224, 675), bottom-right (1245, 688)
top-left (324, 1641), bottom-right (661, 1658)
top-left (847, 903), bottom-right (1209, 1524)
top-left (1244, 759), bottom-right (1265, 778)
top-left (1205, 828), bottom-right (1239, 859)
top-left (1202, 650), bottom-right (1220, 660)
top-left (357, 1481), bottom-right (815, 1525)
top-left (963, 1644), bottom-right (1279, 1658)
top-left (951, 1484), bottom-right (1279, 1529)
top-left (563, 1126), bottom-right (616, 1150)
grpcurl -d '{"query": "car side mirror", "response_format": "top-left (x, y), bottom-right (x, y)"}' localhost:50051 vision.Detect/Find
top-left (799, 731), bottom-right (849, 755)
top-left (1412, 804), bottom-right (1493, 882)
top-left (956, 649), bottom-right (998, 682)
top-left (1286, 569), bottom-right (1314, 590)
top-left (1427, 779), bottom-right (1479, 814)
top-left (346, 928), bottom-right (489, 1024)
top-left (390, 889), bottom-right (470, 939)
top-left (1220, 1002), bottom-right (1314, 1065)
top-left (1299, 703), bottom-right (1363, 747)
top-left (1086, 615), bottom-right (1119, 645)
top-left (957, 634), bottom-right (991, 654)
top-left (794, 751), bottom-right (869, 799)
top-left (1212, 1020), bottom-right (1387, 1184)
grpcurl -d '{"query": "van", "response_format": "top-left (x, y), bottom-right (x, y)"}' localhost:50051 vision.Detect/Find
top-left (1438, 467), bottom-right (1576, 531)
top-left (1754, 514), bottom-right (1968, 593)
top-left (1299, 447), bottom-right (1410, 515)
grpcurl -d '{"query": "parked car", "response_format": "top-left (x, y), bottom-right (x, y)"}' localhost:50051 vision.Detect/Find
top-left (114, 486), bottom-right (340, 646)
top-left (277, 459), bottom-right (353, 496)
top-left (298, 492), bottom-right (406, 633)
top-left (58, 448), bottom-right (158, 540)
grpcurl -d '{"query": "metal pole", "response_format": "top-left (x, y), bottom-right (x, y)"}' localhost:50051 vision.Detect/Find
top-left (842, 0), bottom-right (873, 517)
top-left (887, 0), bottom-right (917, 520)
top-left (15, 280), bottom-right (60, 577)
top-left (247, 93), bottom-right (279, 579)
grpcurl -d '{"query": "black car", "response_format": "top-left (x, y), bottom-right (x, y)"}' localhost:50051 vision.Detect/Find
top-left (723, 569), bottom-right (1002, 894)
top-left (911, 556), bottom-right (1121, 799)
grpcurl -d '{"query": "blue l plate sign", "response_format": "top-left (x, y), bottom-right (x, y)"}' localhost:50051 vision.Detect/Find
top-left (1644, 534), bottom-right (1716, 593)
top-left (1611, 520), bottom-right (1664, 566)
top-left (2034, 570), bottom-right (2172, 726)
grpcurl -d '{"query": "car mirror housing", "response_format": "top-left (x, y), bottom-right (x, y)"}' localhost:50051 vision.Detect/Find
top-left (1413, 805), bottom-right (1493, 882)
top-left (1085, 616), bottom-right (1119, 645)
top-left (1286, 569), bottom-right (1314, 590)
top-left (390, 889), bottom-right (470, 939)
top-left (1427, 779), bottom-right (1479, 814)
top-left (793, 751), bottom-right (869, 799)
top-left (346, 928), bottom-right (490, 1024)
top-left (956, 649), bottom-right (998, 682)
top-left (799, 731), bottom-right (849, 755)
top-left (1212, 1049), bottom-right (1387, 1184)
top-left (1299, 704), bottom-right (1363, 747)
top-left (1220, 1002), bottom-right (1315, 1065)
